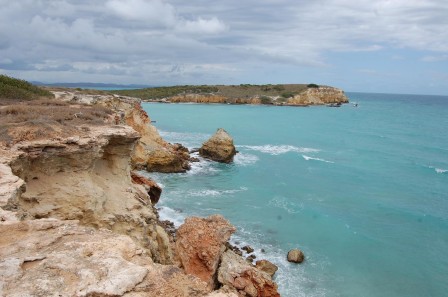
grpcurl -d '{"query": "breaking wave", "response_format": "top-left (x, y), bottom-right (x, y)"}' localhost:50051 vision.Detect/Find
top-left (302, 155), bottom-right (334, 163)
top-left (238, 145), bottom-right (320, 155)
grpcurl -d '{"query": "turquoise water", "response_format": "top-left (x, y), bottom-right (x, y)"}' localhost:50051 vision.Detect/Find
top-left (141, 93), bottom-right (448, 297)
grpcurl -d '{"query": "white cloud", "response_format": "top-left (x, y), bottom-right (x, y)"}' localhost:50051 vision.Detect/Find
top-left (0, 0), bottom-right (447, 93)
top-left (106, 0), bottom-right (176, 26)
top-left (177, 17), bottom-right (227, 34)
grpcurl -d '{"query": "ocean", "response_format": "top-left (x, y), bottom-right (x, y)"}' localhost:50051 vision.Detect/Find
top-left (141, 92), bottom-right (448, 297)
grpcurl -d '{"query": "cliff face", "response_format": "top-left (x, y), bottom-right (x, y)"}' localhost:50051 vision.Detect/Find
top-left (0, 125), bottom-right (173, 264)
top-left (0, 91), bottom-right (280, 297)
top-left (156, 86), bottom-right (348, 106)
top-left (53, 91), bottom-right (190, 173)
top-left (287, 86), bottom-right (349, 105)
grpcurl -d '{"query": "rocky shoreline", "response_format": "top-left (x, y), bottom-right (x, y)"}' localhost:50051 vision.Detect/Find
top-left (0, 90), bottom-right (281, 296)
top-left (115, 84), bottom-right (349, 107)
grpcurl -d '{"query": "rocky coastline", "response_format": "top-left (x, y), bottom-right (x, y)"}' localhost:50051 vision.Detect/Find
top-left (115, 84), bottom-right (349, 107)
top-left (0, 89), bottom-right (280, 296)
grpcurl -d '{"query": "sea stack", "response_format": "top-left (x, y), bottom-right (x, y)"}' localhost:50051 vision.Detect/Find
top-left (287, 249), bottom-right (305, 263)
top-left (199, 128), bottom-right (237, 163)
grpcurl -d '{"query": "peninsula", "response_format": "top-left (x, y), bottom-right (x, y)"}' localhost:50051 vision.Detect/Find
top-left (113, 84), bottom-right (349, 106)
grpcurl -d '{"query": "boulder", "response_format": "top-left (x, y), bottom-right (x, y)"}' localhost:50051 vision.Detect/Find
top-left (255, 260), bottom-right (278, 277)
top-left (199, 128), bottom-right (236, 163)
top-left (218, 250), bottom-right (280, 297)
top-left (242, 245), bottom-right (254, 254)
top-left (287, 249), bottom-right (305, 263)
top-left (176, 215), bottom-right (236, 290)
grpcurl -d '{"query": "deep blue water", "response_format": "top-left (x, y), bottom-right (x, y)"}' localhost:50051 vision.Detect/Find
top-left (141, 92), bottom-right (448, 297)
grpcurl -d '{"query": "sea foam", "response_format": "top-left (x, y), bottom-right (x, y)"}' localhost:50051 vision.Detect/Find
top-left (239, 145), bottom-right (320, 155)
top-left (302, 155), bottom-right (334, 163)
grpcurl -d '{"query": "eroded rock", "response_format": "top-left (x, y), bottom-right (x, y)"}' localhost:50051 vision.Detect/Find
top-left (131, 171), bottom-right (162, 204)
top-left (287, 249), bottom-right (305, 263)
top-left (176, 215), bottom-right (236, 290)
top-left (255, 260), bottom-right (278, 277)
top-left (218, 250), bottom-right (280, 297)
top-left (199, 128), bottom-right (236, 163)
top-left (0, 219), bottom-right (209, 297)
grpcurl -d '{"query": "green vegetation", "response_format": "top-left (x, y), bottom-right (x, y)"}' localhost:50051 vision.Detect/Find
top-left (0, 75), bottom-right (53, 101)
top-left (113, 84), bottom-right (308, 101)
top-left (280, 92), bottom-right (295, 98)
top-left (112, 85), bottom-right (219, 100)
top-left (259, 96), bottom-right (273, 104)
top-left (307, 83), bottom-right (319, 88)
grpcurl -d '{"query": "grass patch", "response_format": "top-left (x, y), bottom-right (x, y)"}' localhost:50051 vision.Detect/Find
top-left (0, 99), bottom-right (113, 145)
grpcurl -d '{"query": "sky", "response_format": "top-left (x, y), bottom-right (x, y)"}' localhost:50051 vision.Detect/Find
top-left (1, 0), bottom-right (448, 95)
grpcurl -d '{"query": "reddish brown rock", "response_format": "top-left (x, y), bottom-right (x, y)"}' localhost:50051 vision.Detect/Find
top-left (287, 249), bottom-right (305, 263)
top-left (218, 250), bottom-right (280, 297)
top-left (176, 215), bottom-right (236, 290)
top-left (131, 171), bottom-right (162, 204)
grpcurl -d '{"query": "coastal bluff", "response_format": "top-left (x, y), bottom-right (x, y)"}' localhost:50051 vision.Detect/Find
top-left (114, 83), bottom-right (349, 106)
top-left (0, 85), bottom-right (279, 296)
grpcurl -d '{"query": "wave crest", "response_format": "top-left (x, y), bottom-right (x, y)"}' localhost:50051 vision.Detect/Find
top-left (238, 145), bottom-right (320, 155)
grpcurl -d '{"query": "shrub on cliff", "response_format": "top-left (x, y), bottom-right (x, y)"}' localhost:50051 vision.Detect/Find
top-left (0, 75), bottom-right (53, 101)
top-left (259, 96), bottom-right (273, 104)
top-left (307, 83), bottom-right (319, 88)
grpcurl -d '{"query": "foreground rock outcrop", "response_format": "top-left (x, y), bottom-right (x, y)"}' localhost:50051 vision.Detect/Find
top-left (0, 219), bottom-right (210, 297)
top-left (199, 129), bottom-right (237, 163)
top-left (0, 89), bottom-right (281, 297)
top-left (218, 250), bottom-right (280, 297)
top-left (176, 215), bottom-right (236, 290)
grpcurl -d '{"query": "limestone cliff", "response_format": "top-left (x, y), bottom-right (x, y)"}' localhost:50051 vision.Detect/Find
top-left (0, 125), bottom-right (174, 265)
top-left (286, 86), bottom-right (349, 105)
top-left (53, 90), bottom-right (190, 173)
top-left (149, 85), bottom-right (348, 106)
top-left (0, 90), bottom-right (281, 297)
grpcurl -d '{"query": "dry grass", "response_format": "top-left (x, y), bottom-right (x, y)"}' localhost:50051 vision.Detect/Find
top-left (0, 99), bottom-right (113, 145)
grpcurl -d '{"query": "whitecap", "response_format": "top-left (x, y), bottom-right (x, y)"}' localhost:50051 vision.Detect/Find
top-left (186, 187), bottom-right (248, 197)
top-left (187, 157), bottom-right (221, 176)
top-left (426, 165), bottom-right (448, 174)
top-left (230, 229), bottom-right (328, 297)
top-left (302, 155), bottom-right (334, 163)
top-left (268, 196), bottom-right (303, 214)
top-left (238, 145), bottom-right (320, 155)
top-left (157, 206), bottom-right (185, 227)
top-left (234, 152), bottom-right (259, 166)
top-left (435, 168), bottom-right (447, 174)
top-left (158, 130), bottom-right (209, 149)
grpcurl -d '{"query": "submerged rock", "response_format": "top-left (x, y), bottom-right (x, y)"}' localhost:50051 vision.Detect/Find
top-left (287, 249), bottom-right (305, 263)
top-left (199, 128), bottom-right (236, 163)
top-left (176, 215), bottom-right (236, 290)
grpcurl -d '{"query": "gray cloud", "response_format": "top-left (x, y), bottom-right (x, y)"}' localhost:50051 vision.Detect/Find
top-left (0, 0), bottom-right (447, 93)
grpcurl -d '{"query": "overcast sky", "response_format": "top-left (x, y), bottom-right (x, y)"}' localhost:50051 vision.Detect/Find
top-left (1, 0), bottom-right (448, 95)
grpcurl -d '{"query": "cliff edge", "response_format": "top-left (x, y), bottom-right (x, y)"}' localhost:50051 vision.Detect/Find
top-left (0, 84), bottom-right (279, 297)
